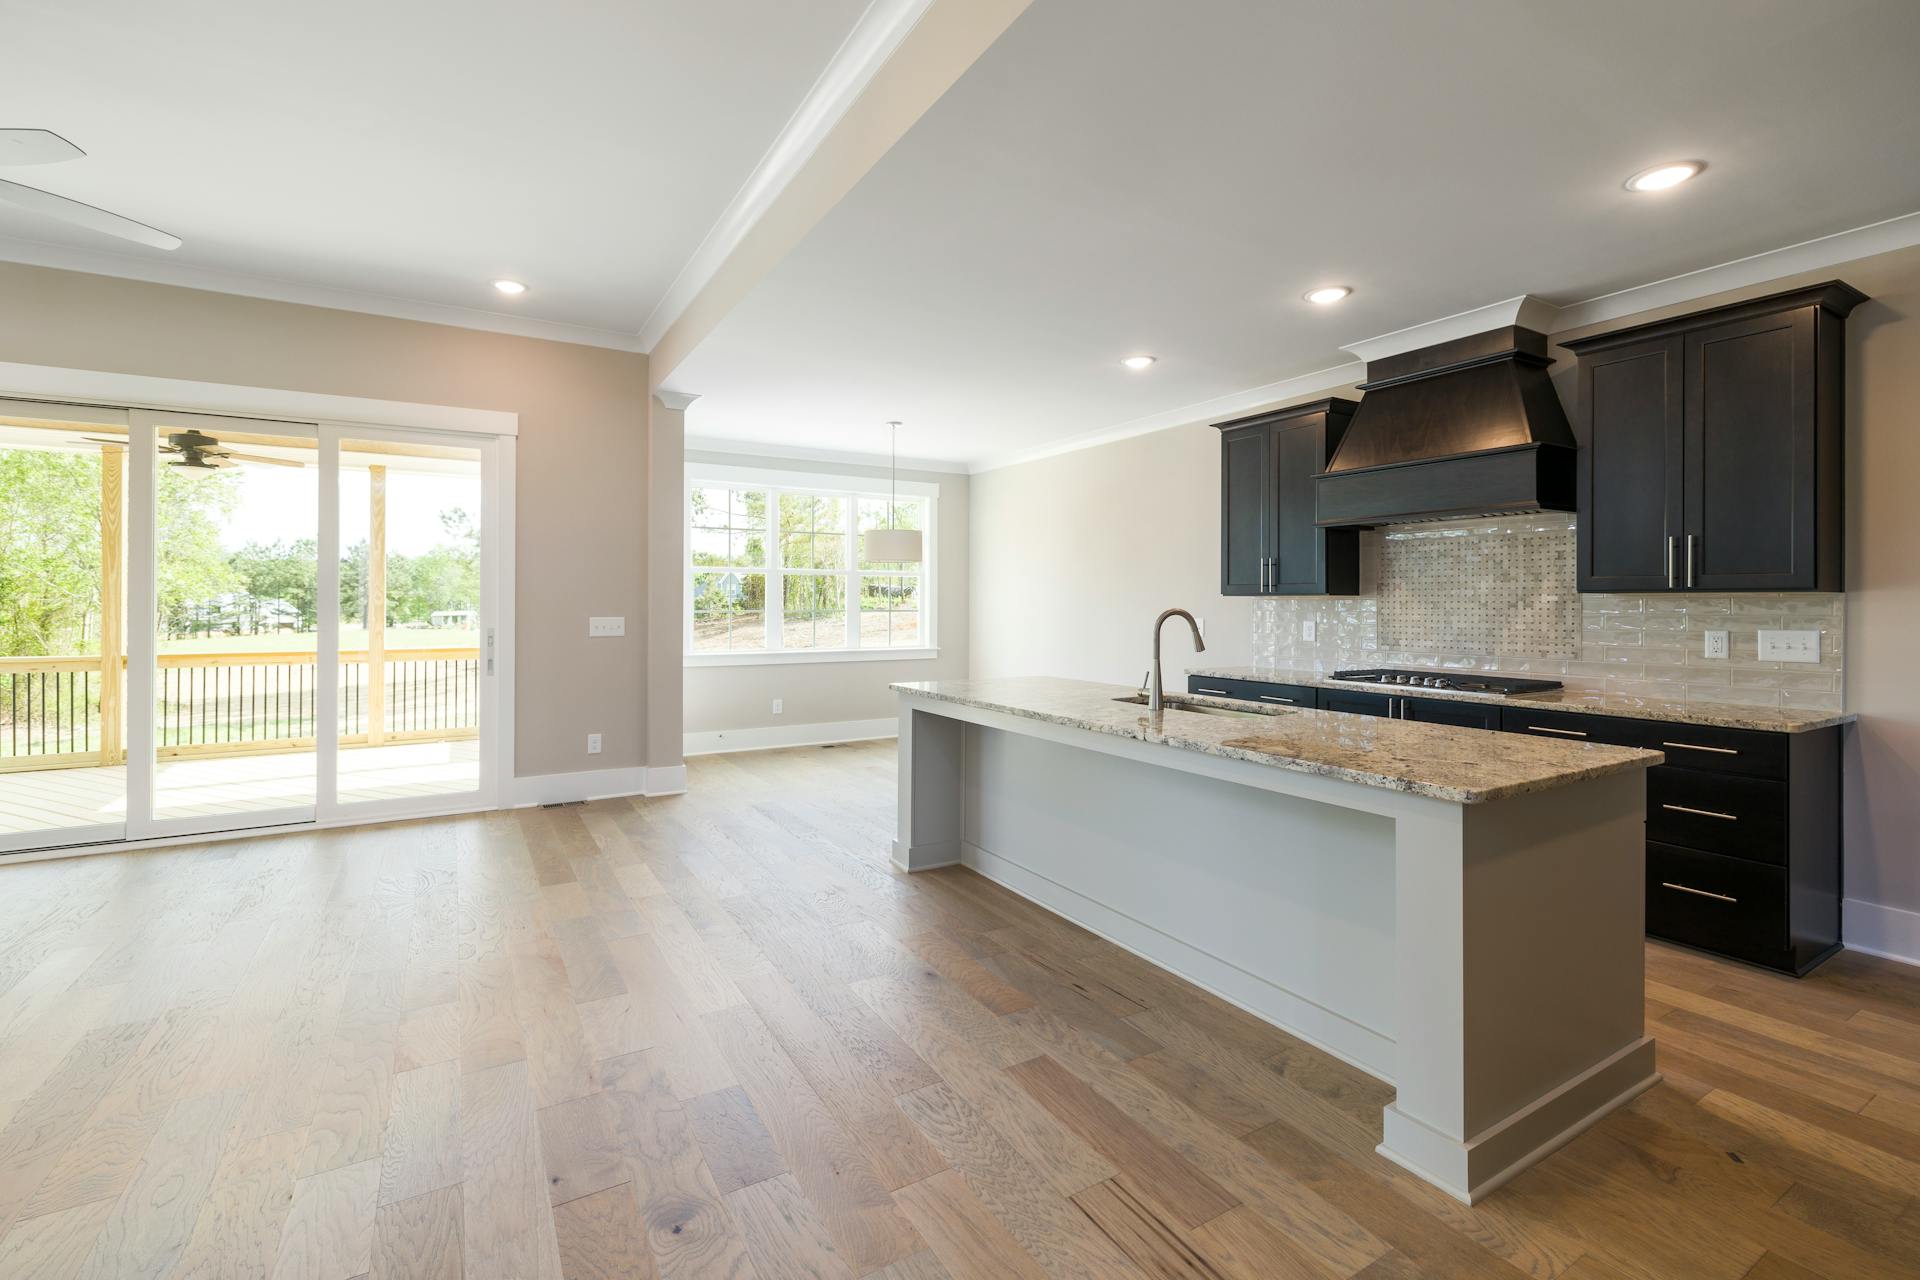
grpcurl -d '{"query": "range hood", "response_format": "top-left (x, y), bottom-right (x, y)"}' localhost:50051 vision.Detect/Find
top-left (1315, 323), bottom-right (1576, 527)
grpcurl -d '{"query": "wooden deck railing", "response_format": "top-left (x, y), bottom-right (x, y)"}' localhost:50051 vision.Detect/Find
top-left (0, 647), bottom-right (480, 772)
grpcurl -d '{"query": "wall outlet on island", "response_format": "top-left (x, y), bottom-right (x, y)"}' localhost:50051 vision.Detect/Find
top-left (1703, 629), bottom-right (1729, 659)
top-left (1757, 629), bottom-right (1822, 663)
top-left (1301, 619), bottom-right (1317, 642)
top-left (586, 733), bottom-right (602, 755)
top-left (772, 699), bottom-right (783, 715)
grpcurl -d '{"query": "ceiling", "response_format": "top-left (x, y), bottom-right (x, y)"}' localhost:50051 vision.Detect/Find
top-left (671, 0), bottom-right (1920, 467)
top-left (0, 0), bottom-right (871, 343)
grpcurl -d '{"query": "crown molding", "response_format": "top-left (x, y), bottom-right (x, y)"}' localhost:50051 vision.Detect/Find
top-left (1340, 294), bottom-right (1559, 365)
top-left (1548, 208), bottom-right (1920, 333)
top-left (0, 234), bottom-right (646, 352)
top-left (686, 432), bottom-right (968, 475)
top-left (969, 359), bottom-right (1367, 474)
top-left (653, 390), bottom-right (701, 412)
top-left (634, 0), bottom-right (937, 353)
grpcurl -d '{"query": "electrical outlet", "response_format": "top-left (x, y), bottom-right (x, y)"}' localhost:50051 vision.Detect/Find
top-left (586, 733), bottom-right (602, 755)
top-left (588, 616), bottom-right (625, 637)
top-left (1301, 620), bottom-right (1317, 642)
top-left (1702, 629), bottom-right (1729, 659)
top-left (772, 699), bottom-right (783, 715)
top-left (1757, 628), bottom-right (1821, 663)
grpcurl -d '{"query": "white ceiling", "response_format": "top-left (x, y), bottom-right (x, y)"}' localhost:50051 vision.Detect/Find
top-left (0, 0), bottom-right (871, 343)
top-left (672, 0), bottom-right (1920, 467)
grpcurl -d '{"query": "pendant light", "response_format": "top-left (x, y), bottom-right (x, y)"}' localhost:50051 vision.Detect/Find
top-left (862, 420), bottom-right (923, 564)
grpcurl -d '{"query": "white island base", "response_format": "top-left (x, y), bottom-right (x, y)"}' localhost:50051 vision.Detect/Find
top-left (893, 689), bottom-right (1659, 1204)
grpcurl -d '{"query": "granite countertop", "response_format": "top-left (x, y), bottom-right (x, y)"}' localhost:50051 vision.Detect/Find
top-left (1188, 665), bottom-right (1853, 733)
top-left (892, 676), bottom-right (1659, 805)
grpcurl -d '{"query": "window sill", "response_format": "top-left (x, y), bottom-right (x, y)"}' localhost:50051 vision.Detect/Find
top-left (685, 647), bottom-right (941, 669)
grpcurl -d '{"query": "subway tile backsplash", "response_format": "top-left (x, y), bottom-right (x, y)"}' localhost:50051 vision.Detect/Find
top-left (1253, 516), bottom-right (1845, 713)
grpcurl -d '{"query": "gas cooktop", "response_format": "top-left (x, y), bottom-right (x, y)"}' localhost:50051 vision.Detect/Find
top-left (1330, 668), bottom-right (1563, 696)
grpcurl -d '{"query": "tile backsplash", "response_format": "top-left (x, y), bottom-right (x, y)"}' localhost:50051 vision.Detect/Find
top-left (1253, 516), bottom-right (1845, 713)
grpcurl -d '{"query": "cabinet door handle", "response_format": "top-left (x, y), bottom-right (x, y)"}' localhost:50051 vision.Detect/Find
top-left (1661, 740), bottom-right (1738, 756)
top-left (1195, 687), bottom-right (1229, 696)
top-left (1258, 694), bottom-right (1295, 704)
top-left (1528, 725), bottom-right (1588, 737)
top-left (1662, 803), bottom-right (1738, 821)
top-left (1660, 881), bottom-right (1738, 904)
top-left (1686, 533), bottom-right (1697, 588)
top-left (1666, 535), bottom-right (1676, 589)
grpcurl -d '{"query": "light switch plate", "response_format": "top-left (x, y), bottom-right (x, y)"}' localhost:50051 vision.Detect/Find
top-left (1301, 620), bottom-right (1318, 642)
top-left (1757, 628), bottom-right (1821, 663)
top-left (1702, 630), bottom-right (1729, 659)
top-left (588, 616), bottom-right (625, 637)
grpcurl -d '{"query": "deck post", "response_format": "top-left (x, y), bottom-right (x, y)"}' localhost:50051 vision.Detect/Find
top-left (99, 445), bottom-right (125, 764)
top-left (366, 464), bottom-right (387, 746)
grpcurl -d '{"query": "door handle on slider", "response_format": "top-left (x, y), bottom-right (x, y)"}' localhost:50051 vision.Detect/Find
top-left (1666, 535), bottom-right (1676, 589)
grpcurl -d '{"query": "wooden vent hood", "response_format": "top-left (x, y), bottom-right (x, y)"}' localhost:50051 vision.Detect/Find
top-left (1315, 324), bottom-right (1576, 527)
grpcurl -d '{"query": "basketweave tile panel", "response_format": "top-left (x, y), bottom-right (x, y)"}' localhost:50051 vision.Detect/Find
top-left (1250, 518), bottom-right (1844, 712)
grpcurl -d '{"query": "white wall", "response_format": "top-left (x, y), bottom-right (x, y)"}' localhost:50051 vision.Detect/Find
top-left (683, 450), bottom-right (969, 747)
top-left (968, 397), bottom-right (1355, 687)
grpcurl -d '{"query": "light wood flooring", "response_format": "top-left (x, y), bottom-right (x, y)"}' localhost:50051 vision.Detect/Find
top-left (2, 738), bottom-right (1918, 1279)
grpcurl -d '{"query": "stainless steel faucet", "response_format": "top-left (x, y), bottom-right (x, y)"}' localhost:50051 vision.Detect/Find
top-left (1149, 608), bottom-right (1206, 713)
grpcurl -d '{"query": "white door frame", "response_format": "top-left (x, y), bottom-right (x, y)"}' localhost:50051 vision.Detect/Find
top-left (315, 422), bottom-right (513, 823)
top-left (127, 408), bottom-right (321, 843)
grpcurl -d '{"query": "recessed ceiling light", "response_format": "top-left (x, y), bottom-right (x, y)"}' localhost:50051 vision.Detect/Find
top-left (1624, 161), bottom-right (1704, 192)
top-left (1121, 355), bottom-right (1157, 370)
top-left (1304, 286), bottom-right (1352, 305)
top-left (492, 279), bottom-right (527, 295)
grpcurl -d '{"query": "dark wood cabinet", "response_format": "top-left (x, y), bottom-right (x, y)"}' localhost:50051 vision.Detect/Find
top-left (1306, 687), bottom-right (1499, 729)
top-left (1314, 689), bottom-right (1393, 717)
top-left (1502, 705), bottom-right (1840, 975)
top-left (1567, 282), bottom-right (1864, 593)
top-left (1215, 399), bottom-right (1359, 596)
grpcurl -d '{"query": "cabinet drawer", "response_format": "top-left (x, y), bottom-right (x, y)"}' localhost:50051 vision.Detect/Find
top-left (1501, 707), bottom-right (1787, 780)
top-left (1643, 723), bottom-right (1787, 781)
top-left (1647, 843), bottom-right (1788, 967)
top-left (1500, 706), bottom-right (1641, 747)
top-left (1187, 676), bottom-right (1316, 707)
top-left (1647, 767), bottom-right (1786, 863)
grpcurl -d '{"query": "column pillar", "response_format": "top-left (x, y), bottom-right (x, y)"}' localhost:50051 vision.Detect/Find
top-left (645, 391), bottom-right (697, 795)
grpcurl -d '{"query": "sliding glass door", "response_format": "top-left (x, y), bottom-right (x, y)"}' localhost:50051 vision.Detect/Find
top-left (0, 400), bottom-right (506, 855)
top-left (0, 401), bottom-right (130, 853)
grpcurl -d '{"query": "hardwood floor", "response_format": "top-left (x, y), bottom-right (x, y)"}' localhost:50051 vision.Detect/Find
top-left (1, 738), bottom-right (1918, 1279)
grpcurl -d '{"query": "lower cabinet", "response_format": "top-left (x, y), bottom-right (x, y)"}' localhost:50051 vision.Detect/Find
top-left (1189, 675), bottom-right (1843, 975)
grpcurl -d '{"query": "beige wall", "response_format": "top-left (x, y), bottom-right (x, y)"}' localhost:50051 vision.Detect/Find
top-left (683, 451), bottom-right (969, 742)
top-left (0, 261), bottom-right (653, 781)
top-left (970, 244), bottom-right (1920, 920)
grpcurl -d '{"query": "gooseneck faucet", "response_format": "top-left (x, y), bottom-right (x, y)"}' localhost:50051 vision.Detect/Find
top-left (1149, 608), bottom-right (1207, 714)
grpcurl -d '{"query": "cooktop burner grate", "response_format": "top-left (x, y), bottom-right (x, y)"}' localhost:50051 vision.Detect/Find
top-left (1330, 667), bottom-right (1563, 695)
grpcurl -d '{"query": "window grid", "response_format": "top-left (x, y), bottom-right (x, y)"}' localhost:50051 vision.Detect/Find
top-left (687, 478), bottom-right (928, 658)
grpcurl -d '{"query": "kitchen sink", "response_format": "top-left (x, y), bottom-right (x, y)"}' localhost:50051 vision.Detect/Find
top-left (1111, 694), bottom-right (1277, 719)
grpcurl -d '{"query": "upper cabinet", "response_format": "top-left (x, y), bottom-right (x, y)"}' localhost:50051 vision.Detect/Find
top-left (1215, 398), bottom-right (1360, 596)
top-left (1566, 282), bottom-right (1865, 593)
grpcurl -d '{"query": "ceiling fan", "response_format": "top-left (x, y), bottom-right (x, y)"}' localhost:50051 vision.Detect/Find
top-left (0, 128), bottom-right (181, 251)
top-left (85, 430), bottom-right (304, 470)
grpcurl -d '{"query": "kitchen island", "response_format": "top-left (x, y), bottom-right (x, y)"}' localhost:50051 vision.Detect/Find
top-left (891, 676), bottom-right (1664, 1203)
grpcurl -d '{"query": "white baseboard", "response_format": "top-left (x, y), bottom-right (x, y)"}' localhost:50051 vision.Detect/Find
top-left (1844, 897), bottom-right (1920, 967)
top-left (684, 717), bottom-right (896, 757)
top-left (510, 763), bottom-right (687, 807)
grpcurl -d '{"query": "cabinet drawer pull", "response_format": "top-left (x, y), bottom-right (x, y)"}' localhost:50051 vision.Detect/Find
top-left (1528, 725), bottom-right (1588, 737)
top-left (1195, 687), bottom-right (1229, 696)
top-left (1258, 695), bottom-right (1296, 704)
top-left (1661, 803), bottom-right (1738, 821)
top-left (1660, 880), bottom-right (1738, 903)
top-left (1662, 740), bottom-right (1738, 755)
